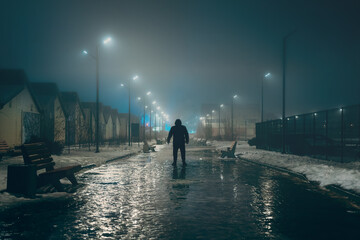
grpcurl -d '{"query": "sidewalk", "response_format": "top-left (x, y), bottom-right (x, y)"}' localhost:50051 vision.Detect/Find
top-left (0, 143), bottom-right (145, 191)
top-left (211, 140), bottom-right (360, 195)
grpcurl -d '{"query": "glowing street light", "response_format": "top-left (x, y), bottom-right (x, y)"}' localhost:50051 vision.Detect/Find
top-left (121, 75), bottom-right (139, 146)
top-left (262, 72), bottom-right (271, 122)
top-left (82, 36), bottom-right (112, 153)
top-left (103, 37), bottom-right (112, 44)
top-left (232, 94), bottom-right (239, 140)
top-left (219, 104), bottom-right (224, 138)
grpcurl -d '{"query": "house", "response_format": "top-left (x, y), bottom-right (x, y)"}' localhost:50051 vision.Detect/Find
top-left (81, 102), bottom-right (96, 144)
top-left (111, 108), bottom-right (121, 142)
top-left (31, 82), bottom-right (67, 144)
top-left (118, 113), bottom-right (140, 142)
top-left (60, 92), bottom-right (86, 145)
top-left (0, 69), bottom-right (42, 148)
top-left (102, 105), bottom-right (113, 142)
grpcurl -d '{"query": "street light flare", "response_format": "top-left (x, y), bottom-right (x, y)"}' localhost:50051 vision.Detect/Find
top-left (103, 37), bottom-right (112, 44)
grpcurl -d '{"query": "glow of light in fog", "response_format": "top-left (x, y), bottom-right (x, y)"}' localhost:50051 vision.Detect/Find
top-left (103, 37), bottom-right (112, 44)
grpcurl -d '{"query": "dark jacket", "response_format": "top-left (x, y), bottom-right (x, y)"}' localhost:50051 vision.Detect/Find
top-left (167, 120), bottom-right (189, 145)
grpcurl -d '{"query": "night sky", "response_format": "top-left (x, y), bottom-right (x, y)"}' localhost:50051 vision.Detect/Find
top-left (1, 0), bottom-right (359, 122)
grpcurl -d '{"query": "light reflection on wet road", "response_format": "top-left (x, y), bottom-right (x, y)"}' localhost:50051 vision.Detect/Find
top-left (1, 145), bottom-right (360, 239)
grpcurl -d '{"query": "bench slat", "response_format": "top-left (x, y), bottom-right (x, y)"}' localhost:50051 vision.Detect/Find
top-left (21, 142), bottom-right (81, 191)
top-left (26, 153), bottom-right (52, 162)
top-left (30, 157), bottom-right (53, 165)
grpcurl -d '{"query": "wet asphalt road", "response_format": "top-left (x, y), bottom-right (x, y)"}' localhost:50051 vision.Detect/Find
top-left (1, 145), bottom-right (360, 239)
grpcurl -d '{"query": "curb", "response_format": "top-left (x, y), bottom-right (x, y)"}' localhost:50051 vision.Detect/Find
top-left (105, 151), bottom-right (141, 163)
top-left (236, 154), bottom-right (309, 181)
top-left (236, 154), bottom-right (360, 203)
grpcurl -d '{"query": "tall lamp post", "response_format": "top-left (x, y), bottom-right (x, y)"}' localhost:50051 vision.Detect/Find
top-left (82, 36), bottom-right (112, 153)
top-left (151, 101), bottom-right (156, 141)
top-left (155, 106), bottom-right (161, 140)
top-left (219, 104), bottom-right (224, 138)
top-left (211, 110), bottom-right (215, 139)
top-left (282, 30), bottom-right (296, 153)
top-left (137, 91), bottom-right (151, 142)
top-left (145, 91), bottom-right (151, 140)
top-left (262, 73), bottom-right (271, 123)
top-left (121, 75), bottom-right (138, 146)
top-left (231, 95), bottom-right (238, 140)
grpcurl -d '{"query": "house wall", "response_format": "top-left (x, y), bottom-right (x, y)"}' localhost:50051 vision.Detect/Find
top-left (54, 97), bottom-right (66, 143)
top-left (105, 117), bottom-right (113, 140)
top-left (74, 103), bottom-right (85, 144)
top-left (0, 88), bottom-right (39, 148)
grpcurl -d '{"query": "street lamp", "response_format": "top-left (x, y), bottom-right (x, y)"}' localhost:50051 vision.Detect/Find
top-left (82, 36), bottom-right (112, 153)
top-left (232, 95), bottom-right (238, 140)
top-left (282, 30), bottom-right (296, 153)
top-left (121, 75), bottom-right (138, 146)
top-left (138, 91), bottom-right (151, 141)
top-left (211, 110), bottom-right (215, 139)
top-left (219, 104), bottom-right (224, 138)
top-left (151, 100), bottom-right (156, 140)
top-left (262, 73), bottom-right (271, 123)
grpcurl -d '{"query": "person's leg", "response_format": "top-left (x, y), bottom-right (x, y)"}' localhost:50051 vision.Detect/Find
top-left (173, 144), bottom-right (178, 165)
top-left (180, 144), bottom-right (186, 165)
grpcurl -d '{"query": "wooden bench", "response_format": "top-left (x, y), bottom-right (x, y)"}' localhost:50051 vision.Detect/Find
top-left (221, 141), bottom-right (237, 158)
top-left (0, 140), bottom-right (10, 160)
top-left (143, 141), bottom-right (156, 153)
top-left (21, 142), bottom-right (82, 192)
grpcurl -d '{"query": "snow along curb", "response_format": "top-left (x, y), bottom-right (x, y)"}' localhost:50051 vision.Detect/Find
top-left (236, 154), bottom-right (360, 203)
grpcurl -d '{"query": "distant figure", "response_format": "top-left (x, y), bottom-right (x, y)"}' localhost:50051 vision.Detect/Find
top-left (167, 119), bottom-right (189, 166)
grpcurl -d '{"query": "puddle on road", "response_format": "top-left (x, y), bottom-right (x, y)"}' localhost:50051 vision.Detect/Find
top-left (1, 147), bottom-right (360, 239)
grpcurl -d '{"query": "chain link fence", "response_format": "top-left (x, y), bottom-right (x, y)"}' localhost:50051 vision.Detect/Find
top-left (256, 105), bottom-right (360, 162)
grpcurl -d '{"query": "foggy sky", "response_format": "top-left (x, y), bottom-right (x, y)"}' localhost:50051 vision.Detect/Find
top-left (1, 0), bottom-right (360, 123)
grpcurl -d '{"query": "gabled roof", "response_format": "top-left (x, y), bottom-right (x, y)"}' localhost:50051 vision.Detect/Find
top-left (30, 82), bottom-right (67, 117)
top-left (111, 109), bottom-right (119, 123)
top-left (0, 69), bottom-right (41, 111)
top-left (102, 105), bottom-right (112, 124)
top-left (60, 92), bottom-right (85, 119)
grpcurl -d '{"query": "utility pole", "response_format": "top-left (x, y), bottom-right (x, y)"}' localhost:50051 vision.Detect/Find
top-left (282, 30), bottom-right (296, 154)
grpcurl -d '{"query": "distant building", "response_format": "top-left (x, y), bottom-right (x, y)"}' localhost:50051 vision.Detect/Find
top-left (103, 105), bottom-right (113, 141)
top-left (199, 103), bottom-right (260, 140)
top-left (118, 113), bottom-right (140, 142)
top-left (60, 92), bottom-right (86, 145)
top-left (111, 108), bottom-right (121, 142)
top-left (0, 69), bottom-right (42, 147)
top-left (31, 82), bottom-right (67, 144)
top-left (81, 102), bottom-right (96, 144)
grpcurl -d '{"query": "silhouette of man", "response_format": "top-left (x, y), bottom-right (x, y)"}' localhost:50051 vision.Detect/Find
top-left (167, 119), bottom-right (189, 166)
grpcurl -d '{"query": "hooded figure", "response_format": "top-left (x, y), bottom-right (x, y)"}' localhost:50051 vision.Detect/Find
top-left (167, 119), bottom-right (189, 166)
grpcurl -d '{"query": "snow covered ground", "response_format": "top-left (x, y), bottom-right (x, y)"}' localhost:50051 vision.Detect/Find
top-left (211, 140), bottom-right (360, 194)
top-left (0, 144), bottom-right (145, 208)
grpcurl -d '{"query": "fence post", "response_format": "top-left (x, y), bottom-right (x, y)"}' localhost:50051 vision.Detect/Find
top-left (313, 113), bottom-right (316, 147)
top-left (341, 107), bottom-right (344, 162)
top-left (325, 110), bottom-right (328, 160)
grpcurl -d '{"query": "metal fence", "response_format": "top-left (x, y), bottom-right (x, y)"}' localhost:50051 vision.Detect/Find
top-left (256, 105), bottom-right (360, 162)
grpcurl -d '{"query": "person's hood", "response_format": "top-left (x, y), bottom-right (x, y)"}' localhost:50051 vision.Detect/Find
top-left (175, 119), bottom-right (182, 126)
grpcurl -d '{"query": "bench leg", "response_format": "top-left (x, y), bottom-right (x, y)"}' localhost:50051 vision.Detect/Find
top-left (66, 174), bottom-right (78, 185)
top-left (52, 179), bottom-right (65, 192)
